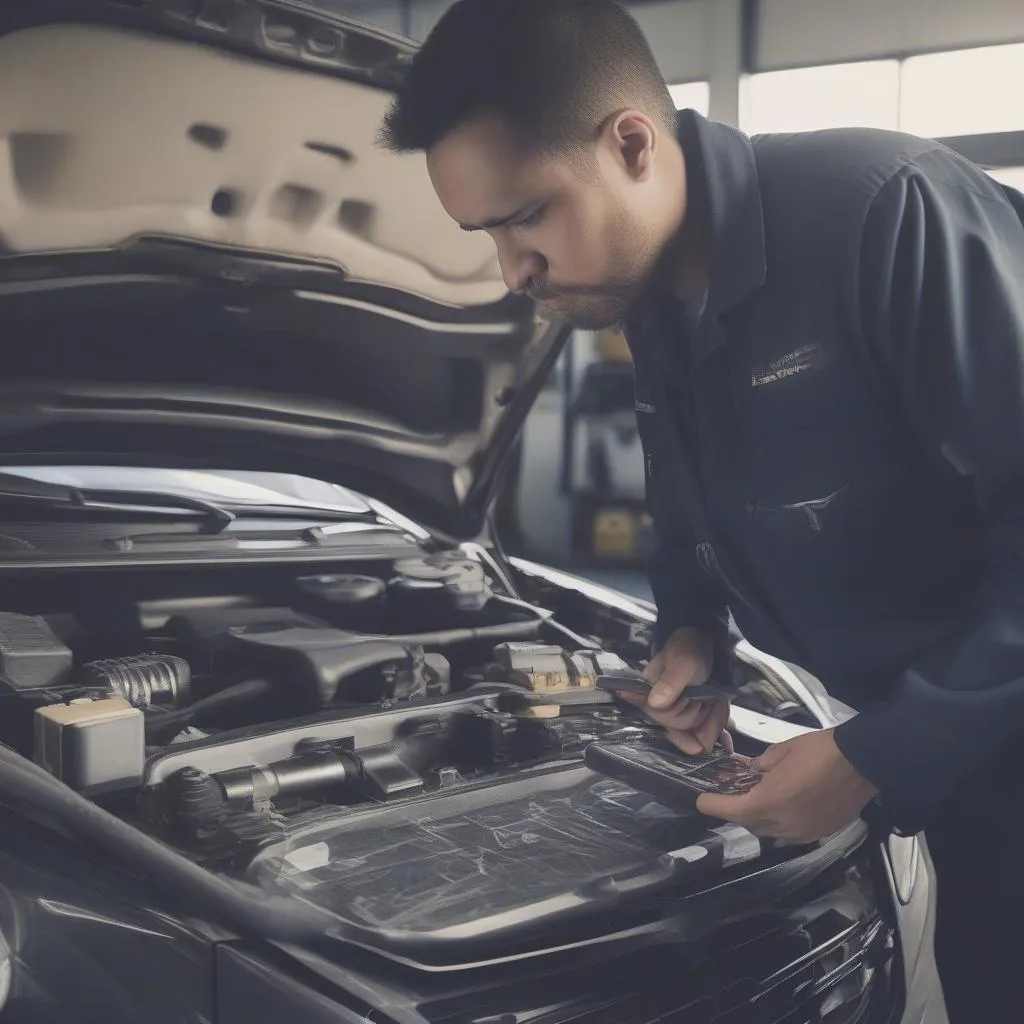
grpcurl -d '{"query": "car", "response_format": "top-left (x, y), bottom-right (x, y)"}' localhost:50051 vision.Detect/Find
top-left (0, 2), bottom-right (946, 1022)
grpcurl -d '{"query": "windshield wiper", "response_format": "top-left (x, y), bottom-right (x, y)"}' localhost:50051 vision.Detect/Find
top-left (0, 473), bottom-right (380, 531)
top-left (0, 473), bottom-right (235, 530)
top-left (220, 503), bottom-right (378, 522)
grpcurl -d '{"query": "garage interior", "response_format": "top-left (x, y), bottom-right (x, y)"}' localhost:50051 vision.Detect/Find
top-left (0, 4), bottom-right (1020, 1019)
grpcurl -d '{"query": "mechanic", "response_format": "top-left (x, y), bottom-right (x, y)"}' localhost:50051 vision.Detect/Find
top-left (379, 1), bottom-right (1024, 1017)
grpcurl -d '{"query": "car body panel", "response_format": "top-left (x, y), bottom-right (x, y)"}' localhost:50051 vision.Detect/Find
top-left (0, 2), bottom-right (568, 538)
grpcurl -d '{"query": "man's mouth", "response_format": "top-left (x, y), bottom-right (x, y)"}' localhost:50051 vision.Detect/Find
top-left (529, 288), bottom-right (597, 304)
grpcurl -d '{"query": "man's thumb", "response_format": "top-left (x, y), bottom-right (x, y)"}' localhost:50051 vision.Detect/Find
top-left (695, 791), bottom-right (744, 822)
top-left (648, 652), bottom-right (708, 709)
top-left (749, 742), bottom-right (789, 773)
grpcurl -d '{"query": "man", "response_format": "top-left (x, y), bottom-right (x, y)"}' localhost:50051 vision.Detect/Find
top-left (379, 1), bottom-right (1024, 1018)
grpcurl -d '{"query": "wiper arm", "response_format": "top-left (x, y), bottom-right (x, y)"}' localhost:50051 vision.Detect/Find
top-left (224, 503), bottom-right (378, 522)
top-left (74, 488), bottom-right (236, 528)
top-left (0, 473), bottom-right (235, 530)
top-left (0, 473), bottom-right (384, 529)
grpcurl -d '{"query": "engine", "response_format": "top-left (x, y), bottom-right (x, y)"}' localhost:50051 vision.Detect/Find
top-left (0, 551), bottom-right (656, 865)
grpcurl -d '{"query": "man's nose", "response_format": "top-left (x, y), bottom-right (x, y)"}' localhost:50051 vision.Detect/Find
top-left (496, 240), bottom-right (546, 294)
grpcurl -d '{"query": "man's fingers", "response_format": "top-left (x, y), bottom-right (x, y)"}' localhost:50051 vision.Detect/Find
top-left (696, 790), bottom-right (780, 835)
top-left (615, 689), bottom-right (700, 735)
top-left (749, 741), bottom-right (791, 773)
top-left (641, 651), bottom-right (667, 685)
top-left (695, 790), bottom-right (754, 823)
top-left (614, 688), bottom-right (654, 705)
top-left (648, 656), bottom-right (702, 708)
top-left (619, 690), bottom-right (699, 727)
top-left (642, 628), bottom-right (713, 709)
top-left (664, 700), bottom-right (704, 728)
top-left (725, 746), bottom-right (756, 767)
top-left (693, 699), bottom-right (730, 753)
top-left (660, 699), bottom-right (729, 754)
top-left (614, 682), bottom-right (732, 758)
top-left (665, 727), bottom-right (708, 756)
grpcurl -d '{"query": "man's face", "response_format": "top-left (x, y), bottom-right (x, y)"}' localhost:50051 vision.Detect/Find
top-left (426, 113), bottom-right (666, 330)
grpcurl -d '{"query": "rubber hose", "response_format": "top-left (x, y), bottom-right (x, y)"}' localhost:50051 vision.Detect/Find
top-left (145, 677), bottom-right (274, 738)
top-left (387, 618), bottom-right (541, 647)
top-left (491, 595), bottom-right (599, 650)
top-left (0, 742), bottom-right (337, 941)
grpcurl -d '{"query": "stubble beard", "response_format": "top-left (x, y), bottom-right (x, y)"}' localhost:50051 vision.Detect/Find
top-left (543, 288), bottom-right (642, 331)
top-left (534, 206), bottom-right (660, 331)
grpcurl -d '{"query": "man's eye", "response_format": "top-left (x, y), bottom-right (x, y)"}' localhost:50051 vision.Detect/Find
top-left (513, 207), bottom-right (544, 229)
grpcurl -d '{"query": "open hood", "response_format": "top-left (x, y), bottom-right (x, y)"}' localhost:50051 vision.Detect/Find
top-left (0, 1), bottom-right (568, 538)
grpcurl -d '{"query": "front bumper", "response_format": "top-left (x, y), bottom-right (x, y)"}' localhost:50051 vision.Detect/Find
top-left (893, 835), bottom-right (947, 1024)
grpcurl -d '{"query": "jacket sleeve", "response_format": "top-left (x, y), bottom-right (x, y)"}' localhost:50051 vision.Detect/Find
top-left (834, 152), bottom-right (1024, 832)
top-left (634, 373), bottom-right (731, 659)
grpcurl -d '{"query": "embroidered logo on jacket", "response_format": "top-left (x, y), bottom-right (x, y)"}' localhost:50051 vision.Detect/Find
top-left (751, 344), bottom-right (819, 388)
top-left (634, 399), bottom-right (656, 414)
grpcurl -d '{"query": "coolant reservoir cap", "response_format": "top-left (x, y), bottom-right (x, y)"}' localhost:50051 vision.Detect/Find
top-left (391, 554), bottom-right (490, 611)
top-left (294, 574), bottom-right (387, 606)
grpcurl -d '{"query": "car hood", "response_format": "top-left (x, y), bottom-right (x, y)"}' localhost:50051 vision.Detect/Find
top-left (0, 1), bottom-right (568, 539)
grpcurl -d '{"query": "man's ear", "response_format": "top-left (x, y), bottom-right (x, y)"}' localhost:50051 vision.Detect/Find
top-left (603, 111), bottom-right (657, 182)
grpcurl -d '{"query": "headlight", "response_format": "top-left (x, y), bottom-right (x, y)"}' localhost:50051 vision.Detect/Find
top-left (0, 924), bottom-right (10, 1013)
top-left (886, 834), bottom-right (921, 905)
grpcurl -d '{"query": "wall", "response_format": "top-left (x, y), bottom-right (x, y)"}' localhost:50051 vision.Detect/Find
top-left (406, 0), bottom-right (450, 40)
top-left (322, 0), bottom-right (1024, 128)
top-left (323, 0), bottom-right (741, 120)
top-left (326, 0), bottom-right (1024, 80)
top-left (621, 1), bottom-right (711, 81)
top-left (757, 0), bottom-right (1024, 70)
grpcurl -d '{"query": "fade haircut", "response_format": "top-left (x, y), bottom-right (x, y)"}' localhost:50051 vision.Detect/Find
top-left (379, 0), bottom-right (678, 157)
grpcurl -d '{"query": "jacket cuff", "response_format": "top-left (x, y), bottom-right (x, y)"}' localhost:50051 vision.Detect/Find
top-left (833, 679), bottom-right (975, 834)
top-left (653, 610), bottom-right (734, 681)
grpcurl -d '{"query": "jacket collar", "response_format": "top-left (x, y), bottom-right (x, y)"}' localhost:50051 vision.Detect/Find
top-left (626, 111), bottom-right (766, 364)
top-left (688, 110), bottom-right (767, 317)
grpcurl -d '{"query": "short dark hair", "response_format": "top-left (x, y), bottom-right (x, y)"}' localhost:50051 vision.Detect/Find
top-left (379, 0), bottom-right (677, 156)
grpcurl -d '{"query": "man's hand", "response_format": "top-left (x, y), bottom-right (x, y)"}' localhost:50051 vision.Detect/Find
top-left (618, 626), bottom-right (731, 755)
top-left (696, 729), bottom-right (879, 843)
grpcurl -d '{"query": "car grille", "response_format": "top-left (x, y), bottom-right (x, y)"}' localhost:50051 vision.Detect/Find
top-left (422, 846), bottom-right (898, 1024)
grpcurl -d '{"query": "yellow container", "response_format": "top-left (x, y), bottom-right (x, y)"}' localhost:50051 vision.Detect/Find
top-left (596, 328), bottom-right (632, 363)
top-left (593, 507), bottom-right (636, 557)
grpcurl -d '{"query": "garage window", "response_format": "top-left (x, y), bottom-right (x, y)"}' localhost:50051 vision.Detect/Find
top-left (740, 44), bottom-right (1024, 190)
top-left (990, 167), bottom-right (1024, 193)
top-left (669, 81), bottom-right (710, 116)
top-left (740, 60), bottom-right (900, 135)
top-left (742, 43), bottom-right (1024, 139)
top-left (899, 43), bottom-right (1024, 138)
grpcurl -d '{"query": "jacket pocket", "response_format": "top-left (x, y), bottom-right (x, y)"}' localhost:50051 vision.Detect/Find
top-left (747, 486), bottom-right (850, 533)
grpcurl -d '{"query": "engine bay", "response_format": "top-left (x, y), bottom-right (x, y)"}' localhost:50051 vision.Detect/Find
top-left (0, 552), bottom-right (665, 861)
top-left (0, 546), bottom-right (834, 954)
top-left (0, 547), bottom-right (816, 899)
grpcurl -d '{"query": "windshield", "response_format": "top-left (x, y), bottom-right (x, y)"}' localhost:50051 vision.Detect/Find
top-left (0, 466), bottom-right (372, 514)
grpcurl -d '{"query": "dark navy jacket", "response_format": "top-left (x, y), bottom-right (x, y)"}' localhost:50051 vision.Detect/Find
top-left (624, 111), bottom-right (1024, 833)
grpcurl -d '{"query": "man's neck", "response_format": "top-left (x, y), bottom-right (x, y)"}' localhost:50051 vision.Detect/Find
top-left (672, 225), bottom-right (709, 304)
top-left (665, 139), bottom-right (710, 304)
